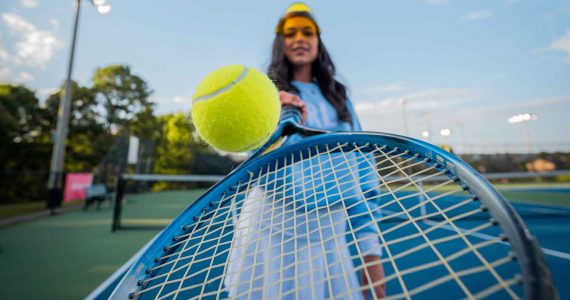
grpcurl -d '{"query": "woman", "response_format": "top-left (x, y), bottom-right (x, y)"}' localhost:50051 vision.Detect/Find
top-left (225, 3), bottom-right (385, 299)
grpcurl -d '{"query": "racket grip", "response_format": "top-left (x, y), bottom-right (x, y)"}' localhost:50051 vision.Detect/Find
top-left (280, 105), bottom-right (302, 124)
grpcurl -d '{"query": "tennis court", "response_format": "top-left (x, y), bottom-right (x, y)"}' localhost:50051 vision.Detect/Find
top-left (0, 185), bottom-right (568, 299)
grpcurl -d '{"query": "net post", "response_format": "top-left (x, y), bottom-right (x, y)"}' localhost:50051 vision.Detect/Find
top-left (418, 180), bottom-right (427, 217)
top-left (112, 130), bottom-right (130, 232)
top-left (112, 175), bottom-right (126, 232)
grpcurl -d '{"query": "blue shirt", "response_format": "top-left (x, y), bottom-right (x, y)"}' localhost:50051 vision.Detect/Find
top-left (263, 80), bottom-right (382, 257)
top-left (291, 80), bottom-right (361, 131)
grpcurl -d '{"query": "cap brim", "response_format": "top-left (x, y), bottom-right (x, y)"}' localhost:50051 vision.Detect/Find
top-left (275, 11), bottom-right (321, 34)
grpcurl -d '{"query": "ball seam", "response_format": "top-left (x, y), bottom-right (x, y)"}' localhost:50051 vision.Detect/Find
top-left (193, 66), bottom-right (249, 103)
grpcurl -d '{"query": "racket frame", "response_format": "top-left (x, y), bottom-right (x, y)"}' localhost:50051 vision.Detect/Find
top-left (110, 109), bottom-right (554, 299)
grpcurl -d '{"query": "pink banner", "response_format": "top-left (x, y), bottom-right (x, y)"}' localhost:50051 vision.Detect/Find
top-left (64, 173), bottom-right (93, 202)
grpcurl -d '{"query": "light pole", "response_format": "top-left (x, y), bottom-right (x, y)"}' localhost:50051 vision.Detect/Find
top-left (440, 128), bottom-right (452, 151)
top-left (456, 121), bottom-right (465, 153)
top-left (399, 98), bottom-right (409, 135)
top-left (420, 112), bottom-right (432, 142)
top-left (508, 113), bottom-right (538, 153)
top-left (47, 0), bottom-right (111, 213)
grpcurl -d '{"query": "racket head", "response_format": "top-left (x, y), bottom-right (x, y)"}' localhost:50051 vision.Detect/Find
top-left (109, 130), bottom-right (555, 299)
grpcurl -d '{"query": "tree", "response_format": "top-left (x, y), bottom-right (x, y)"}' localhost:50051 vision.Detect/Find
top-left (152, 113), bottom-right (212, 190)
top-left (44, 81), bottom-right (112, 172)
top-left (0, 85), bottom-right (47, 168)
top-left (0, 85), bottom-right (51, 204)
top-left (92, 65), bottom-right (154, 134)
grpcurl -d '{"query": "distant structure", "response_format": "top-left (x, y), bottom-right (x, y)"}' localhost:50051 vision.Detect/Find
top-left (526, 158), bottom-right (556, 172)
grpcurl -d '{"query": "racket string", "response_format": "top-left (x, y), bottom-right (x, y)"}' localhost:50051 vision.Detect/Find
top-left (135, 143), bottom-right (523, 299)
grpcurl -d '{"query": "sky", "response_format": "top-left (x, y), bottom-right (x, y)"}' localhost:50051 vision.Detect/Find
top-left (1, 0), bottom-right (569, 153)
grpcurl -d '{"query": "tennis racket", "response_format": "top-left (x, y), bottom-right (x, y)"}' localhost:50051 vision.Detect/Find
top-left (108, 106), bottom-right (555, 299)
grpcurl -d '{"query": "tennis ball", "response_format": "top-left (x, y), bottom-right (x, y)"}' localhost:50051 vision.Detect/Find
top-left (191, 65), bottom-right (281, 152)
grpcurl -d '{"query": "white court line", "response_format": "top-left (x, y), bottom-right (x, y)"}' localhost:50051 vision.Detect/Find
top-left (382, 209), bottom-right (570, 261)
top-left (422, 219), bottom-right (570, 261)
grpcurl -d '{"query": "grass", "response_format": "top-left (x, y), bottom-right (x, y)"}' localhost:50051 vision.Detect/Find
top-left (0, 200), bottom-right (84, 220)
top-left (0, 202), bottom-right (45, 219)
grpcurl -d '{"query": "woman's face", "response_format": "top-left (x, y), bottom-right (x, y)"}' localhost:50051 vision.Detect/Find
top-left (282, 16), bottom-right (319, 68)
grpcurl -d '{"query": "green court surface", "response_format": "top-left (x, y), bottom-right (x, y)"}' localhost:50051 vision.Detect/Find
top-left (0, 187), bottom-right (568, 299)
top-left (0, 190), bottom-right (204, 300)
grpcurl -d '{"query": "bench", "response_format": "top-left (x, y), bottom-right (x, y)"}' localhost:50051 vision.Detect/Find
top-left (84, 184), bottom-right (114, 210)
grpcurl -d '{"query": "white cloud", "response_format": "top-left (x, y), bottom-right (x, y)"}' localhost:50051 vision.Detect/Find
top-left (0, 67), bottom-right (12, 82)
top-left (153, 96), bottom-right (193, 115)
top-left (0, 66), bottom-right (35, 83)
top-left (1, 13), bottom-right (61, 68)
top-left (424, 0), bottom-right (448, 5)
top-left (20, 0), bottom-right (38, 8)
top-left (457, 96), bottom-right (570, 119)
top-left (0, 33), bottom-right (9, 61)
top-left (49, 18), bottom-right (60, 31)
top-left (354, 83), bottom-right (408, 98)
top-left (461, 10), bottom-right (492, 22)
top-left (548, 28), bottom-right (570, 63)
top-left (37, 87), bottom-right (58, 100)
top-left (17, 71), bottom-right (34, 82)
top-left (355, 87), bottom-right (478, 115)
top-left (173, 96), bottom-right (191, 104)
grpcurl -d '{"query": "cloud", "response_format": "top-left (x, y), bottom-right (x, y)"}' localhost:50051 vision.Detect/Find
top-left (423, 0), bottom-right (448, 6)
top-left (20, 0), bottom-right (38, 8)
top-left (0, 33), bottom-right (9, 61)
top-left (456, 96), bottom-right (570, 120)
top-left (49, 18), bottom-right (60, 31)
top-left (354, 87), bottom-right (478, 115)
top-left (547, 28), bottom-right (570, 63)
top-left (153, 96), bottom-right (193, 115)
top-left (0, 66), bottom-right (35, 83)
top-left (354, 83), bottom-right (408, 98)
top-left (1, 13), bottom-right (61, 68)
top-left (173, 96), bottom-right (191, 104)
top-left (37, 87), bottom-right (58, 100)
top-left (461, 10), bottom-right (492, 22)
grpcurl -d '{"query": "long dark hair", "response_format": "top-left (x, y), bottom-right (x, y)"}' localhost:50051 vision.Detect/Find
top-left (268, 35), bottom-right (352, 123)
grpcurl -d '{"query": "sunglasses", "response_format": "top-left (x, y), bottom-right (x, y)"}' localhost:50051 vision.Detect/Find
top-left (283, 28), bottom-right (317, 39)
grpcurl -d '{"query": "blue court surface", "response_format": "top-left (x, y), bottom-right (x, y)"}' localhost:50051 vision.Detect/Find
top-left (0, 187), bottom-right (568, 299)
top-left (119, 186), bottom-right (570, 299)
top-left (509, 191), bottom-right (570, 299)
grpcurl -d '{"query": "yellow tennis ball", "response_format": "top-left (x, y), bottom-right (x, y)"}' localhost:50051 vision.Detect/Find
top-left (191, 65), bottom-right (281, 152)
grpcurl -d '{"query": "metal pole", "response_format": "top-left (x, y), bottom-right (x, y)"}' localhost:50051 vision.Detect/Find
top-left (400, 98), bottom-right (409, 135)
top-left (522, 121), bottom-right (532, 153)
top-left (47, 0), bottom-right (81, 211)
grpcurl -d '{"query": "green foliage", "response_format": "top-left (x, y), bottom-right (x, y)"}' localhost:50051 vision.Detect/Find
top-left (44, 81), bottom-right (114, 172)
top-left (0, 85), bottom-right (45, 160)
top-left (0, 64), bottom-right (232, 205)
top-left (92, 65), bottom-right (154, 133)
top-left (152, 113), bottom-right (212, 191)
top-left (0, 85), bottom-right (51, 204)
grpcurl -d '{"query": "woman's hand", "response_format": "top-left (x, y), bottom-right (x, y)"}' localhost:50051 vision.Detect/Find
top-left (361, 255), bottom-right (386, 299)
top-left (278, 91), bottom-right (308, 124)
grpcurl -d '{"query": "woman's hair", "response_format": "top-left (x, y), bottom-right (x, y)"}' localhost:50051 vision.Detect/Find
top-left (268, 35), bottom-right (352, 123)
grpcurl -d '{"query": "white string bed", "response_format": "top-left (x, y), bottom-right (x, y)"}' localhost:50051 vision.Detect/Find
top-left (131, 142), bottom-right (523, 300)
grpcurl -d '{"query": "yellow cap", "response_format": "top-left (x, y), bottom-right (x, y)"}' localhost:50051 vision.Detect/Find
top-left (275, 2), bottom-right (321, 34)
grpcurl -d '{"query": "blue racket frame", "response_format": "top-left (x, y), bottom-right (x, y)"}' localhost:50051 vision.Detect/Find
top-left (103, 108), bottom-right (554, 300)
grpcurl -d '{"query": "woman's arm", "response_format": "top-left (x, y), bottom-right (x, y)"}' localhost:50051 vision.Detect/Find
top-left (346, 98), bottom-right (386, 297)
top-left (361, 255), bottom-right (386, 299)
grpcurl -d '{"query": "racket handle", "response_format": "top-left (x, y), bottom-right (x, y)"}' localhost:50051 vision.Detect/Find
top-left (280, 105), bottom-right (302, 124)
